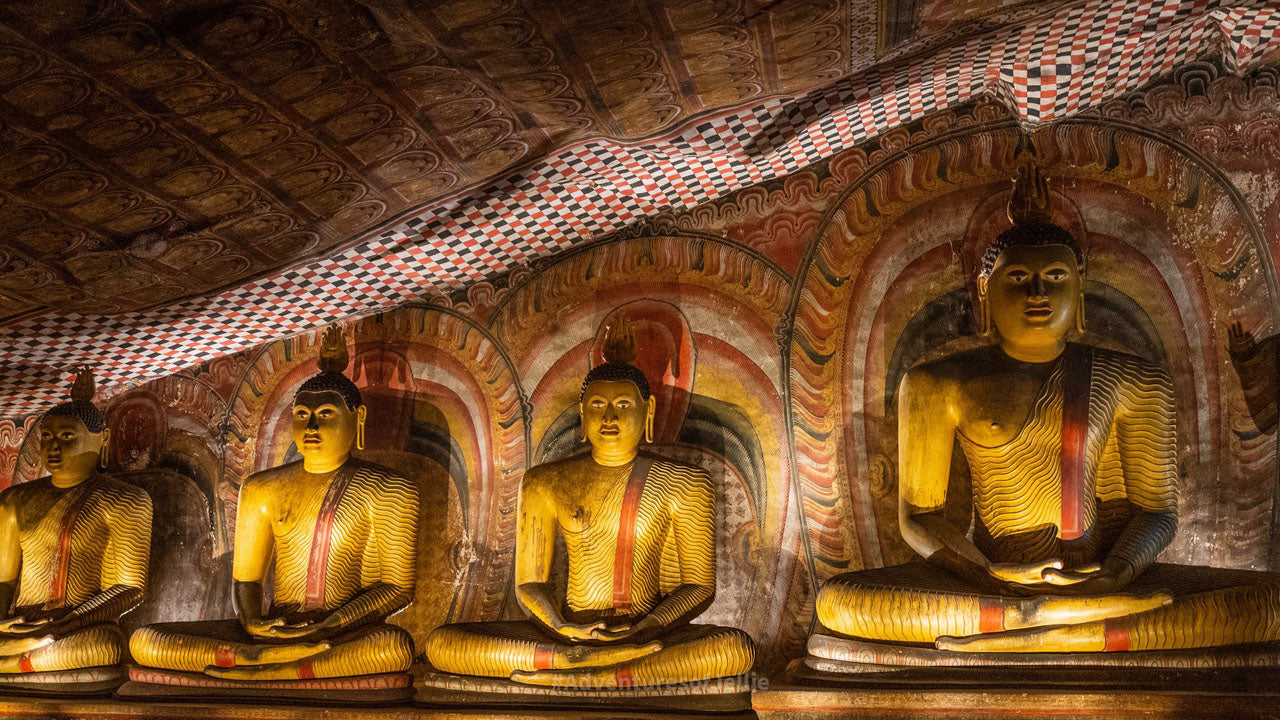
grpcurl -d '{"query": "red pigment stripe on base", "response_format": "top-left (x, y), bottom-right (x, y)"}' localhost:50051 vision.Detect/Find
top-left (1059, 346), bottom-right (1092, 541)
top-left (18, 655), bottom-right (33, 673)
top-left (611, 457), bottom-right (653, 613)
top-left (1103, 618), bottom-right (1131, 652)
top-left (533, 645), bottom-right (553, 670)
top-left (214, 643), bottom-right (236, 668)
top-left (615, 667), bottom-right (634, 688)
top-left (978, 598), bottom-right (1005, 633)
top-left (297, 662), bottom-right (316, 680)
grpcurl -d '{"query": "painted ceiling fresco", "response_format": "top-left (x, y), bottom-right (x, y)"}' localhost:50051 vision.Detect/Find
top-left (0, 0), bottom-right (1278, 415)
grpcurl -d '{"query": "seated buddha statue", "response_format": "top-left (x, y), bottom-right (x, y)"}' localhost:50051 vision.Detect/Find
top-left (0, 368), bottom-right (152, 692)
top-left (126, 327), bottom-right (420, 699)
top-left (813, 164), bottom-right (1280, 661)
top-left (424, 318), bottom-right (755, 688)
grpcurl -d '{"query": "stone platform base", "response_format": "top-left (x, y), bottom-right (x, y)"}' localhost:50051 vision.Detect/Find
top-left (0, 666), bottom-right (123, 697)
top-left (754, 659), bottom-right (1280, 719)
top-left (808, 632), bottom-right (1280, 670)
top-left (117, 666), bottom-right (414, 705)
top-left (415, 668), bottom-right (753, 714)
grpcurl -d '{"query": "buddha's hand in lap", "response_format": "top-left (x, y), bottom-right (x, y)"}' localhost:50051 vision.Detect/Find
top-left (987, 560), bottom-right (1064, 587)
top-left (552, 620), bottom-right (613, 643)
top-left (1040, 558), bottom-right (1136, 596)
top-left (262, 616), bottom-right (337, 641)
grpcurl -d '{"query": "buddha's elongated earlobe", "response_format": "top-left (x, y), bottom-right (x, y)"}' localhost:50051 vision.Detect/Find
top-left (355, 405), bottom-right (368, 451)
top-left (98, 429), bottom-right (111, 470)
top-left (644, 396), bottom-right (655, 444)
top-left (578, 404), bottom-right (588, 442)
top-left (1076, 286), bottom-right (1087, 333)
top-left (977, 277), bottom-right (992, 336)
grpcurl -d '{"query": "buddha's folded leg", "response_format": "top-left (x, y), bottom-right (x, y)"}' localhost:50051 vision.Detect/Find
top-left (129, 621), bottom-right (330, 673)
top-left (202, 623), bottom-right (413, 680)
top-left (425, 621), bottom-right (662, 678)
top-left (818, 562), bottom-right (1169, 644)
top-left (510, 624), bottom-right (754, 688)
top-left (939, 564), bottom-right (1280, 652)
top-left (0, 624), bottom-right (124, 673)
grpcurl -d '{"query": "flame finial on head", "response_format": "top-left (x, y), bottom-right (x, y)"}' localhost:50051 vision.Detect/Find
top-left (44, 365), bottom-right (105, 433)
top-left (600, 312), bottom-right (638, 365)
top-left (69, 366), bottom-right (95, 402)
top-left (317, 325), bottom-right (350, 374)
top-left (1007, 161), bottom-right (1053, 227)
top-left (580, 311), bottom-right (651, 401)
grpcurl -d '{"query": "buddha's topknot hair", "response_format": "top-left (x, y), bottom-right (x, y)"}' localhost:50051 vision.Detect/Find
top-left (296, 326), bottom-right (361, 410)
top-left (979, 162), bottom-right (1084, 279)
top-left (580, 314), bottom-right (651, 401)
top-left (44, 367), bottom-right (106, 433)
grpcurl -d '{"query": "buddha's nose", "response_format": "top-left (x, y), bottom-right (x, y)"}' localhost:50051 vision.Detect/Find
top-left (1031, 274), bottom-right (1047, 296)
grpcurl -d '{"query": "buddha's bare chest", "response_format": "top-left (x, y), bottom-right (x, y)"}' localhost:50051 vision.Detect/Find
top-left (956, 369), bottom-right (1056, 447)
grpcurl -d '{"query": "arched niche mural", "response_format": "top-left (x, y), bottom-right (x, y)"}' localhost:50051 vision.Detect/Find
top-left (489, 234), bottom-right (809, 669)
top-left (221, 305), bottom-right (527, 643)
top-left (789, 121), bottom-right (1279, 588)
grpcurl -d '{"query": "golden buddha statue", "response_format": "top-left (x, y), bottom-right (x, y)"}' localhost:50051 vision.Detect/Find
top-left (126, 327), bottom-right (420, 697)
top-left (424, 317), bottom-right (754, 688)
top-left (813, 164), bottom-right (1280, 659)
top-left (0, 368), bottom-right (152, 690)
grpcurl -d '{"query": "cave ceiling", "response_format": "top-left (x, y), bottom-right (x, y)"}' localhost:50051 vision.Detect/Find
top-left (0, 0), bottom-right (1277, 415)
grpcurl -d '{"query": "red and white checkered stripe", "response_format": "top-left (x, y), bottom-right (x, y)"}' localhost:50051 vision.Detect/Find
top-left (1, 0), bottom-right (1276, 416)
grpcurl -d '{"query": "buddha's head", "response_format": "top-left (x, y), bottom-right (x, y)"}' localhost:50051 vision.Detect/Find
top-left (579, 314), bottom-right (656, 462)
top-left (977, 163), bottom-right (1085, 357)
top-left (292, 326), bottom-right (366, 471)
top-left (41, 367), bottom-right (109, 485)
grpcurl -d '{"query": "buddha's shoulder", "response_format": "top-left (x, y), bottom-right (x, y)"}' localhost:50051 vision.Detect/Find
top-left (1086, 345), bottom-right (1172, 396)
top-left (347, 457), bottom-right (416, 491)
top-left (522, 454), bottom-right (588, 488)
top-left (904, 346), bottom-right (999, 385)
top-left (642, 452), bottom-right (710, 483)
top-left (91, 474), bottom-right (151, 504)
top-left (1086, 345), bottom-right (1167, 374)
top-left (0, 478), bottom-right (47, 505)
top-left (242, 461), bottom-right (303, 490)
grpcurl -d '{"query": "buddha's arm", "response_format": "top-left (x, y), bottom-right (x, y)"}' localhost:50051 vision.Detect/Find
top-left (312, 474), bottom-right (421, 637)
top-left (514, 474), bottom-right (571, 633)
top-left (1107, 366), bottom-right (1179, 577)
top-left (0, 499), bottom-right (18, 622)
top-left (231, 480), bottom-right (277, 635)
top-left (898, 370), bottom-right (995, 586)
top-left (52, 487), bottom-right (152, 633)
top-left (632, 469), bottom-right (716, 635)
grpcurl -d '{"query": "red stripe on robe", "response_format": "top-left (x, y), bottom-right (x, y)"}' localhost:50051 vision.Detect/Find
top-left (1060, 346), bottom-right (1092, 540)
top-left (1103, 618), bottom-right (1131, 651)
top-left (45, 483), bottom-right (92, 611)
top-left (612, 457), bottom-right (654, 614)
top-left (303, 466), bottom-right (356, 611)
top-left (978, 598), bottom-right (1005, 633)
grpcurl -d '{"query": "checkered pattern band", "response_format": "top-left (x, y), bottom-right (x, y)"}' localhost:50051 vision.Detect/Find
top-left (0, 0), bottom-right (1276, 416)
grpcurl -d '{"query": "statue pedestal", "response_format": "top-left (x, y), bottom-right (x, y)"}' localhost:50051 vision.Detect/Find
top-left (415, 667), bottom-right (753, 714)
top-left (116, 666), bottom-right (414, 705)
top-left (754, 656), bottom-right (1280, 720)
top-left (807, 633), bottom-right (1280, 671)
top-left (0, 667), bottom-right (124, 697)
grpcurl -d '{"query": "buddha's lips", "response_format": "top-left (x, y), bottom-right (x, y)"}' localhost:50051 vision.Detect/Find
top-left (1024, 305), bottom-right (1052, 318)
top-left (598, 427), bottom-right (620, 436)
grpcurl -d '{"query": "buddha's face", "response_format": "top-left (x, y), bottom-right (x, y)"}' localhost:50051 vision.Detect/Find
top-left (292, 390), bottom-right (361, 464)
top-left (580, 380), bottom-right (652, 453)
top-left (40, 415), bottom-right (104, 481)
top-left (984, 243), bottom-right (1081, 347)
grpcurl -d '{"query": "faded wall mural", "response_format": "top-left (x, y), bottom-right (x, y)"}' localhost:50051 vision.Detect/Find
top-left (3, 61), bottom-right (1280, 672)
